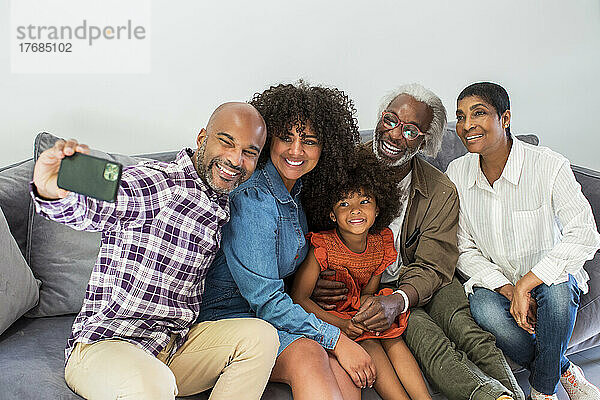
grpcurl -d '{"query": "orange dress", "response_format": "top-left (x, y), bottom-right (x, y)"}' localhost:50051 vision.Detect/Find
top-left (309, 228), bottom-right (410, 342)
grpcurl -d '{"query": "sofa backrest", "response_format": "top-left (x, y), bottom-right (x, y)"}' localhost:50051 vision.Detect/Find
top-left (569, 165), bottom-right (600, 348)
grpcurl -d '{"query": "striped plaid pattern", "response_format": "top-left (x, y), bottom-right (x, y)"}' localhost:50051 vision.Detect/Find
top-left (31, 149), bottom-right (229, 363)
top-left (446, 138), bottom-right (600, 296)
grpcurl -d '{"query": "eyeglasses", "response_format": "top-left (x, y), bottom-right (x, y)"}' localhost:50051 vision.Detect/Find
top-left (380, 111), bottom-right (425, 140)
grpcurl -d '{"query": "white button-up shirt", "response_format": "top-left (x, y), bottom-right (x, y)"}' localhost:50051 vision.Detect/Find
top-left (446, 138), bottom-right (600, 295)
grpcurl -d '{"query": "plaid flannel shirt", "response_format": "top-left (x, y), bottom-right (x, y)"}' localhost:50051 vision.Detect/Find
top-left (30, 149), bottom-right (229, 363)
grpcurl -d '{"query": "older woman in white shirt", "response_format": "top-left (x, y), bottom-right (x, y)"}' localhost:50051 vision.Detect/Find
top-left (446, 82), bottom-right (600, 400)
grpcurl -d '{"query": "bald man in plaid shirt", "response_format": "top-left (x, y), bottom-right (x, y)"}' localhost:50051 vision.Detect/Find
top-left (31, 103), bottom-right (278, 400)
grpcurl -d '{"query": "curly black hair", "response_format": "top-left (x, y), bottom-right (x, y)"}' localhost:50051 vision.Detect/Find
top-left (305, 146), bottom-right (403, 234)
top-left (249, 80), bottom-right (361, 230)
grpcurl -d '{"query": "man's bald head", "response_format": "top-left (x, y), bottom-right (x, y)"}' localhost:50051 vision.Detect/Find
top-left (194, 102), bottom-right (267, 194)
top-left (206, 102), bottom-right (266, 136)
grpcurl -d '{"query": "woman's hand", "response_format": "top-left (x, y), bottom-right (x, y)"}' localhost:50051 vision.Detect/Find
top-left (509, 289), bottom-right (535, 334)
top-left (333, 333), bottom-right (376, 388)
top-left (526, 296), bottom-right (538, 328)
top-left (496, 283), bottom-right (515, 301)
top-left (510, 272), bottom-right (543, 334)
top-left (341, 319), bottom-right (364, 340)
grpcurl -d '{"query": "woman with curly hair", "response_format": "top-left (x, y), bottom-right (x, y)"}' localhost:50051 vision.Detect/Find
top-left (291, 147), bottom-right (431, 400)
top-left (197, 81), bottom-right (374, 399)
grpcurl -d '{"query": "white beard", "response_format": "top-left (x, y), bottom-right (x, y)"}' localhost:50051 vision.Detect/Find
top-left (372, 130), bottom-right (419, 167)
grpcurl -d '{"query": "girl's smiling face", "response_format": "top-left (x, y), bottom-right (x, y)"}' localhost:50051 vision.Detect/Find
top-left (330, 189), bottom-right (379, 238)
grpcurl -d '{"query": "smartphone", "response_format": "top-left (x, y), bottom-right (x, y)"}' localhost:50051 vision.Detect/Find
top-left (57, 152), bottom-right (123, 202)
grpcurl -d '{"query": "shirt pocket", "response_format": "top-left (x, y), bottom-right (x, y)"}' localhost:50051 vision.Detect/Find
top-left (511, 205), bottom-right (555, 257)
top-left (276, 216), bottom-right (305, 277)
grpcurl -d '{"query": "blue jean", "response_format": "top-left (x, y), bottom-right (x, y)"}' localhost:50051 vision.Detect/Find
top-left (469, 275), bottom-right (581, 395)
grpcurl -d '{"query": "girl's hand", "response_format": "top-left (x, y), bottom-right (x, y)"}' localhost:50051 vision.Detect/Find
top-left (333, 333), bottom-right (376, 388)
top-left (342, 319), bottom-right (364, 340)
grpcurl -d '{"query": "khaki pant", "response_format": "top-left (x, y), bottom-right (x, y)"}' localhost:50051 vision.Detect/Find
top-left (65, 318), bottom-right (279, 400)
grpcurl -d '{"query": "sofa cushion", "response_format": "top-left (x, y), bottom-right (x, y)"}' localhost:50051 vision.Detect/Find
top-left (25, 133), bottom-right (149, 317)
top-left (0, 315), bottom-right (435, 400)
top-left (0, 206), bottom-right (39, 335)
top-left (568, 166), bottom-right (600, 348)
top-left (0, 158), bottom-right (34, 257)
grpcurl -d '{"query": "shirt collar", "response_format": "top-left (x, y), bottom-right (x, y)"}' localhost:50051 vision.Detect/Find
top-left (181, 148), bottom-right (229, 205)
top-left (263, 159), bottom-right (302, 203)
top-left (500, 138), bottom-right (524, 186)
top-left (466, 138), bottom-right (524, 189)
top-left (466, 155), bottom-right (479, 189)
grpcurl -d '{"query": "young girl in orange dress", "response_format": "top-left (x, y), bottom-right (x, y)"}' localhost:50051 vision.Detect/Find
top-left (291, 147), bottom-right (431, 400)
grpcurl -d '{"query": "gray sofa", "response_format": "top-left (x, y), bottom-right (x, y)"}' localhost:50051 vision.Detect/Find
top-left (1, 126), bottom-right (599, 400)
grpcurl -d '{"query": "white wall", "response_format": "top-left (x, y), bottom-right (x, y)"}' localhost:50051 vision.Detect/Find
top-left (2, 0), bottom-right (599, 169)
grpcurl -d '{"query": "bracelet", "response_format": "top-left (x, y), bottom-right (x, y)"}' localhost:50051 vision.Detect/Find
top-left (392, 289), bottom-right (410, 314)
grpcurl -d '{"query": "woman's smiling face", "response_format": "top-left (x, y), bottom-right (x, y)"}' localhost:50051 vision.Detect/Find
top-left (270, 121), bottom-right (322, 192)
top-left (456, 95), bottom-right (511, 156)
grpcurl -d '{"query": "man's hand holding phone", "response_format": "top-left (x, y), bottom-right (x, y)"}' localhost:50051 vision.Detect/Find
top-left (33, 139), bottom-right (91, 200)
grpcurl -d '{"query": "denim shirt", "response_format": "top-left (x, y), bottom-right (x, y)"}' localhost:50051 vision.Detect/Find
top-left (198, 159), bottom-right (340, 351)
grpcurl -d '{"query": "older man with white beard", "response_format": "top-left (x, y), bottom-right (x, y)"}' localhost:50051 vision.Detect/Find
top-left (313, 84), bottom-right (525, 400)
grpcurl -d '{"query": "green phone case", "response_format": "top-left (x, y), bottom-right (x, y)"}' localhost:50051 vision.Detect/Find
top-left (57, 153), bottom-right (123, 202)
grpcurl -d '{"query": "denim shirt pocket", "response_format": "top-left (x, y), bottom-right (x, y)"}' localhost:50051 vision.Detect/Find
top-left (275, 205), bottom-right (308, 278)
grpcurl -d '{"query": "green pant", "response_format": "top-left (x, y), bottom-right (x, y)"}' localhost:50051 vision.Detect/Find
top-left (403, 278), bottom-right (525, 400)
